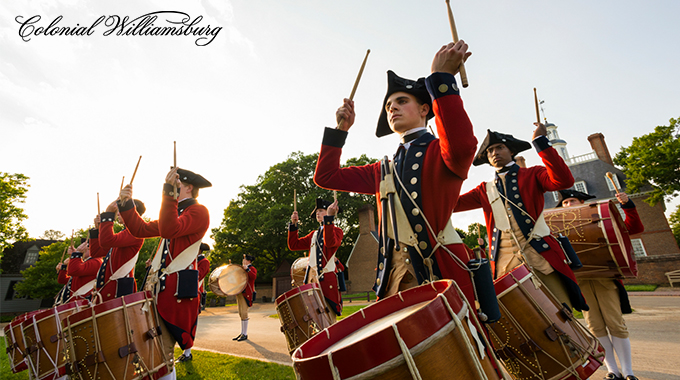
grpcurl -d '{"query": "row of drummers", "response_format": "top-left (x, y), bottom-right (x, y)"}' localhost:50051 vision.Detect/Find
top-left (4, 169), bottom-right (216, 380)
top-left (272, 190), bottom-right (643, 380)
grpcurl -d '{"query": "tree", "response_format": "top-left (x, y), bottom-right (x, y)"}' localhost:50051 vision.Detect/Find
top-left (613, 117), bottom-right (680, 206)
top-left (211, 152), bottom-right (378, 282)
top-left (41, 229), bottom-right (66, 240)
top-left (0, 173), bottom-right (30, 253)
top-left (670, 205), bottom-right (680, 248)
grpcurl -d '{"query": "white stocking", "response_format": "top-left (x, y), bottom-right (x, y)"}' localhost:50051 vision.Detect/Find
top-left (597, 336), bottom-right (621, 376)
top-left (243, 319), bottom-right (249, 336)
top-left (611, 336), bottom-right (634, 377)
top-left (183, 348), bottom-right (191, 356)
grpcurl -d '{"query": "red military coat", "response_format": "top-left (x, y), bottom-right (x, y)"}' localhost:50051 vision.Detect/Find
top-left (288, 217), bottom-right (344, 315)
top-left (454, 137), bottom-right (590, 310)
top-left (314, 72), bottom-right (478, 305)
top-left (89, 212), bottom-right (144, 302)
top-left (63, 254), bottom-right (102, 301)
top-left (120, 188), bottom-right (209, 350)
top-left (242, 264), bottom-right (257, 306)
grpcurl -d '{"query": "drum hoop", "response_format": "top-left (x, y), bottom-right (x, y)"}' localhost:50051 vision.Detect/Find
top-left (210, 264), bottom-right (248, 296)
top-left (598, 201), bottom-right (634, 277)
top-left (495, 271), bottom-right (533, 299)
top-left (66, 291), bottom-right (152, 326)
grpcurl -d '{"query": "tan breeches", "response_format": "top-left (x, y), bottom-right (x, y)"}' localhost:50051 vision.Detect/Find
top-left (580, 279), bottom-right (628, 338)
top-left (237, 293), bottom-right (249, 320)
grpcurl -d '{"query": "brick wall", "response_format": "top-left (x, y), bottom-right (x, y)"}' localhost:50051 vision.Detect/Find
top-left (629, 194), bottom-right (680, 257)
top-left (626, 254), bottom-right (680, 286)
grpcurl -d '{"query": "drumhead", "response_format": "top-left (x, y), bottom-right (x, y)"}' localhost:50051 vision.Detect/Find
top-left (209, 264), bottom-right (247, 296)
top-left (290, 257), bottom-right (310, 287)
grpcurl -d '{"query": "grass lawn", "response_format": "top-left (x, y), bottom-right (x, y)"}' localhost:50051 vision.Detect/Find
top-left (1, 339), bottom-right (294, 380)
top-left (625, 284), bottom-right (658, 292)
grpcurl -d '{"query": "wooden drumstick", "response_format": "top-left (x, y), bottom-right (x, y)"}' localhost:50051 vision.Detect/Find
top-left (97, 192), bottom-right (100, 215)
top-left (337, 49), bottom-right (371, 129)
top-left (120, 176), bottom-right (125, 192)
top-left (606, 172), bottom-right (620, 192)
top-left (59, 245), bottom-right (68, 265)
top-left (130, 156), bottom-right (142, 185)
top-left (70, 229), bottom-right (74, 247)
top-left (533, 88), bottom-right (541, 124)
top-left (445, 0), bottom-right (468, 88)
top-left (173, 141), bottom-right (178, 200)
top-left (333, 190), bottom-right (337, 202)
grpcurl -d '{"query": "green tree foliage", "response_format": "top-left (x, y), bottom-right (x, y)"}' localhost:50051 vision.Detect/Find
top-left (40, 229), bottom-right (66, 240)
top-left (613, 117), bottom-right (680, 206)
top-left (670, 205), bottom-right (680, 247)
top-left (0, 173), bottom-right (30, 253)
top-left (211, 152), bottom-right (378, 282)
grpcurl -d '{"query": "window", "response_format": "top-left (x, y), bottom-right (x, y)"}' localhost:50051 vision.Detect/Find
top-left (574, 181), bottom-right (588, 194)
top-left (23, 246), bottom-right (40, 266)
top-left (605, 173), bottom-right (621, 191)
top-left (552, 191), bottom-right (560, 202)
top-left (630, 239), bottom-right (646, 257)
top-left (615, 203), bottom-right (626, 220)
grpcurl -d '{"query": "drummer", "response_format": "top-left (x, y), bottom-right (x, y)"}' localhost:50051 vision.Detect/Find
top-left (558, 189), bottom-right (643, 380)
top-left (234, 254), bottom-right (257, 342)
top-left (55, 241), bottom-right (103, 304)
top-left (118, 167), bottom-right (211, 373)
top-left (288, 198), bottom-right (344, 322)
top-left (197, 243), bottom-right (211, 312)
top-left (454, 126), bottom-right (589, 312)
top-left (89, 199), bottom-right (146, 302)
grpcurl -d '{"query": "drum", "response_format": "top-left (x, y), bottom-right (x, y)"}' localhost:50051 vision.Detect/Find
top-left (209, 264), bottom-right (247, 296)
top-left (545, 200), bottom-right (637, 279)
top-left (4, 310), bottom-right (43, 373)
top-left (275, 283), bottom-right (333, 354)
top-left (489, 265), bottom-right (604, 380)
top-left (290, 257), bottom-right (317, 287)
top-left (61, 291), bottom-right (172, 380)
top-left (22, 300), bottom-right (89, 380)
top-left (292, 280), bottom-right (501, 380)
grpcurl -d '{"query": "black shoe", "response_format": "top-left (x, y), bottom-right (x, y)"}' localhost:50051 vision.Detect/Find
top-left (177, 353), bottom-right (192, 363)
top-left (604, 373), bottom-right (623, 380)
top-left (236, 334), bottom-right (248, 342)
top-left (625, 376), bottom-right (639, 380)
top-left (232, 334), bottom-right (242, 341)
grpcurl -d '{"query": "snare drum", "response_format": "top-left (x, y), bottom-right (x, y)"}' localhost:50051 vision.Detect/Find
top-left (275, 283), bottom-right (332, 354)
top-left (4, 310), bottom-right (43, 373)
top-left (290, 257), bottom-right (309, 287)
top-left (545, 200), bottom-right (637, 279)
top-left (209, 264), bottom-right (247, 296)
top-left (22, 300), bottom-right (89, 380)
top-left (62, 291), bottom-right (172, 380)
top-left (489, 265), bottom-right (604, 380)
top-left (292, 280), bottom-right (500, 380)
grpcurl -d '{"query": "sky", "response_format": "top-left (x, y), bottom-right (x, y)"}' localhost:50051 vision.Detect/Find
top-left (2, 0), bottom-right (678, 246)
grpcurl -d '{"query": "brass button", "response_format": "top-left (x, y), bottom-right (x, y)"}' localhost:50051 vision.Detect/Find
top-left (508, 213), bottom-right (512, 218)
top-left (492, 237), bottom-right (496, 241)
top-left (438, 84), bottom-right (449, 93)
top-left (411, 191), bottom-right (418, 199)
top-left (381, 247), bottom-right (385, 254)
top-left (411, 209), bottom-right (420, 216)
top-left (415, 224), bottom-right (423, 232)
top-left (412, 163), bottom-right (420, 170)
top-left (410, 177), bottom-right (418, 185)
top-left (525, 219), bottom-right (531, 224)
top-left (376, 278), bottom-right (381, 285)
top-left (542, 244), bottom-right (549, 249)
top-left (403, 247), bottom-right (408, 253)
top-left (512, 172), bottom-right (517, 176)
top-left (415, 152), bottom-right (423, 158)
top-left (107, 294), bottom-right (111, 297)
top-left (514, 194), bottom-right (520, 199)
top-left (493, 228), bottom-right (497, 232)
top-left (177, 299), bottom-right (181, 303)
top-left (379, 263), bottom-right (384, 270)
top-left (512, 179), bottom-right (517, 183)
top-left (419, 241), bottom-right (428, 250)
top-left (405, 258), bottom-right (411, 265)
top-left (329, 285), bottom-right (333, 289)
top-left (491, 246), bottom-right (495, 250)
top-left (512, 186), bottom-right (517, 191)
top-left (518, 202), bottom-right (523, 207)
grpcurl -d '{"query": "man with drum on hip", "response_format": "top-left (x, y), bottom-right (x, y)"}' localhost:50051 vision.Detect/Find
top-left (288, 198), bottom-right (344, 322)
top-left (89, 199), bottom-right (146, 302)
top-left (453, 127), bottom-right (589, 312)
top-left (558, 189), bottom-right (643, 380)
top-left (234, 254), bottom-right (257, 341)
top-left (118, 167), bottom-right (211, 376)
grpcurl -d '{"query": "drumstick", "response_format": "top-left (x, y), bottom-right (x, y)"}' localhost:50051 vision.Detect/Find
top-left (97, 192), bottom-right (100, 215)
top-left (70, 229), bottom-right (74, 247)
top-left (333, 190), bottom-right (337, 202)
top-left (337, 49), bottom-right (371, 129)
top-left (130, 155), bottom-right (142, 185)
top-left (445, 0), bottom-right (468, 88)
top-left (173, 141), bottom-right (178, 200)
top-left (120, 176), bottom-right (125, 192)
top-left (293, 189), bottom-right (297, 213)
top-left (59, 245), bottom-right (68, 265)
top-left (533, 88), bottom-right (541, 124)
top-left (606, 172), bottom-right (620, 192)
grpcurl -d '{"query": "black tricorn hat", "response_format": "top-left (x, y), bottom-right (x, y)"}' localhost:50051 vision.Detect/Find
top-left (132, 199), bottom-right (146, 216)
top-left (199, 243), bottom-right (211, 252)
top-left (310, 198), bottom-right (342, 219)
top-left (177, 168), bottom-right (212, 189)
top-left (556, 189), bottom-right (596, 208)
top-left (244, 254), bottom-right (255, 262)
top-left (473, 130), bottom-right (532, 166)
top-left (376, 70), bottom-right (435, 138)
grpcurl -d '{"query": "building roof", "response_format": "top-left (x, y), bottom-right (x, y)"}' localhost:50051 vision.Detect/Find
top-left (0, 239), bottom-right (59, 274)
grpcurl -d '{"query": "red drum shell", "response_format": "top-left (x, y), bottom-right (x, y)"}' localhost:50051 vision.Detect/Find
top-left (545, 200), bottom-right (637, 279)
top-left (4, 309), bottom-right (43, 373)
top-left (292, 280), bottom-right (499, 380)
top-left (275, 283), bottom-right (332, 353)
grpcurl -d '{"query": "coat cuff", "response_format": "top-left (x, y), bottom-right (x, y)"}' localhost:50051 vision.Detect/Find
top-left (288, 223), bottom-right (298, 231)
top-left (322, 127), bottom-right (348, 148)
top-left (60, 264), bottom-right (67, 271)
top-left (323, 215), bottom-right (336, 226)
top-left (532, 135), bottom-right (552, 152)
top-left (70, 251), bottom-right (83, 259)
top-left (100, 212), bottom-right (116, 223)
top-left (118, 198), bottom-right (135, 212)
top-left (621, 199), bottom-right (636, 209)
top-left (89, 229), bottom-right (99, 239)
top-left (162, 183), bottom-right (178, 198)
top-left (425, 72), bottom-right (460, 101)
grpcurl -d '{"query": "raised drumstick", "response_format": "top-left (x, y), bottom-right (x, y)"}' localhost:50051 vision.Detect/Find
top-left (130, 156), bottom-right (142, 185)
top-left (337, 49), bottom-right (371, 129)
top-left (533, 88), bottom-right (541, 124)
top-left (120, 176), bottom-right (125, 192)
top-left (173, 141), bottom-right (178, 200)
top-left (293, 189), bottom-right (297, 213)
top-left (445, 0), bottom-right (468, 87)
top-left (97, 192), bottom-right (100, 215)
top-left (606, 172), bottom-right (620, 192)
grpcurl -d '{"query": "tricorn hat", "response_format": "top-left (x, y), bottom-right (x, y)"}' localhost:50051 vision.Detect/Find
top-left (244, 254), bottom-right (255, 262)
top-left (177, 168), bottom-right (212, 188)
top-left (310, 198), bottom-right (341, 219)
top-left (556, 189), bottom-right (596, 208)
top-left (376, 70), bottom-right (434, 138)
top-left (132, 199), bottom-right (146, 216)
top-left (199, 243), bottom-right (211, 252)
top-left (473, 130), bottom-right (532, 166)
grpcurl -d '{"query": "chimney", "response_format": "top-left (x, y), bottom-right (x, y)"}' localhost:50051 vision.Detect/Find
top-left (515, 156), bottom-right (527, 168)
top-left (587, 133), bottom-right (613, 166)
top-left (358, 204), bottom-right (376, 234)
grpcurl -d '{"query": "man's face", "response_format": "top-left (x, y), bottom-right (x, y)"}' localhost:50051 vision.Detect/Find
top-left (486, 143), bottom-right (513, 169)
top-left (385, 92), bottom-right (429, 134)
top-left (561, 197), bottom-right (584, 208)
top-left (316, 208), bottom-right (328, 223)
top-left (179, 182), bottom-right (194, 198)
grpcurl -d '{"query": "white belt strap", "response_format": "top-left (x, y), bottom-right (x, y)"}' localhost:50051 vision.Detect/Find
top-left (163, 239), bottom-right (202, 275)
top-left (110, 251), bottom-right (140, 281)
top-left (71, 279), bottom-right (96, 298)
top-left (309, 230), bottom-right (337, 274)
